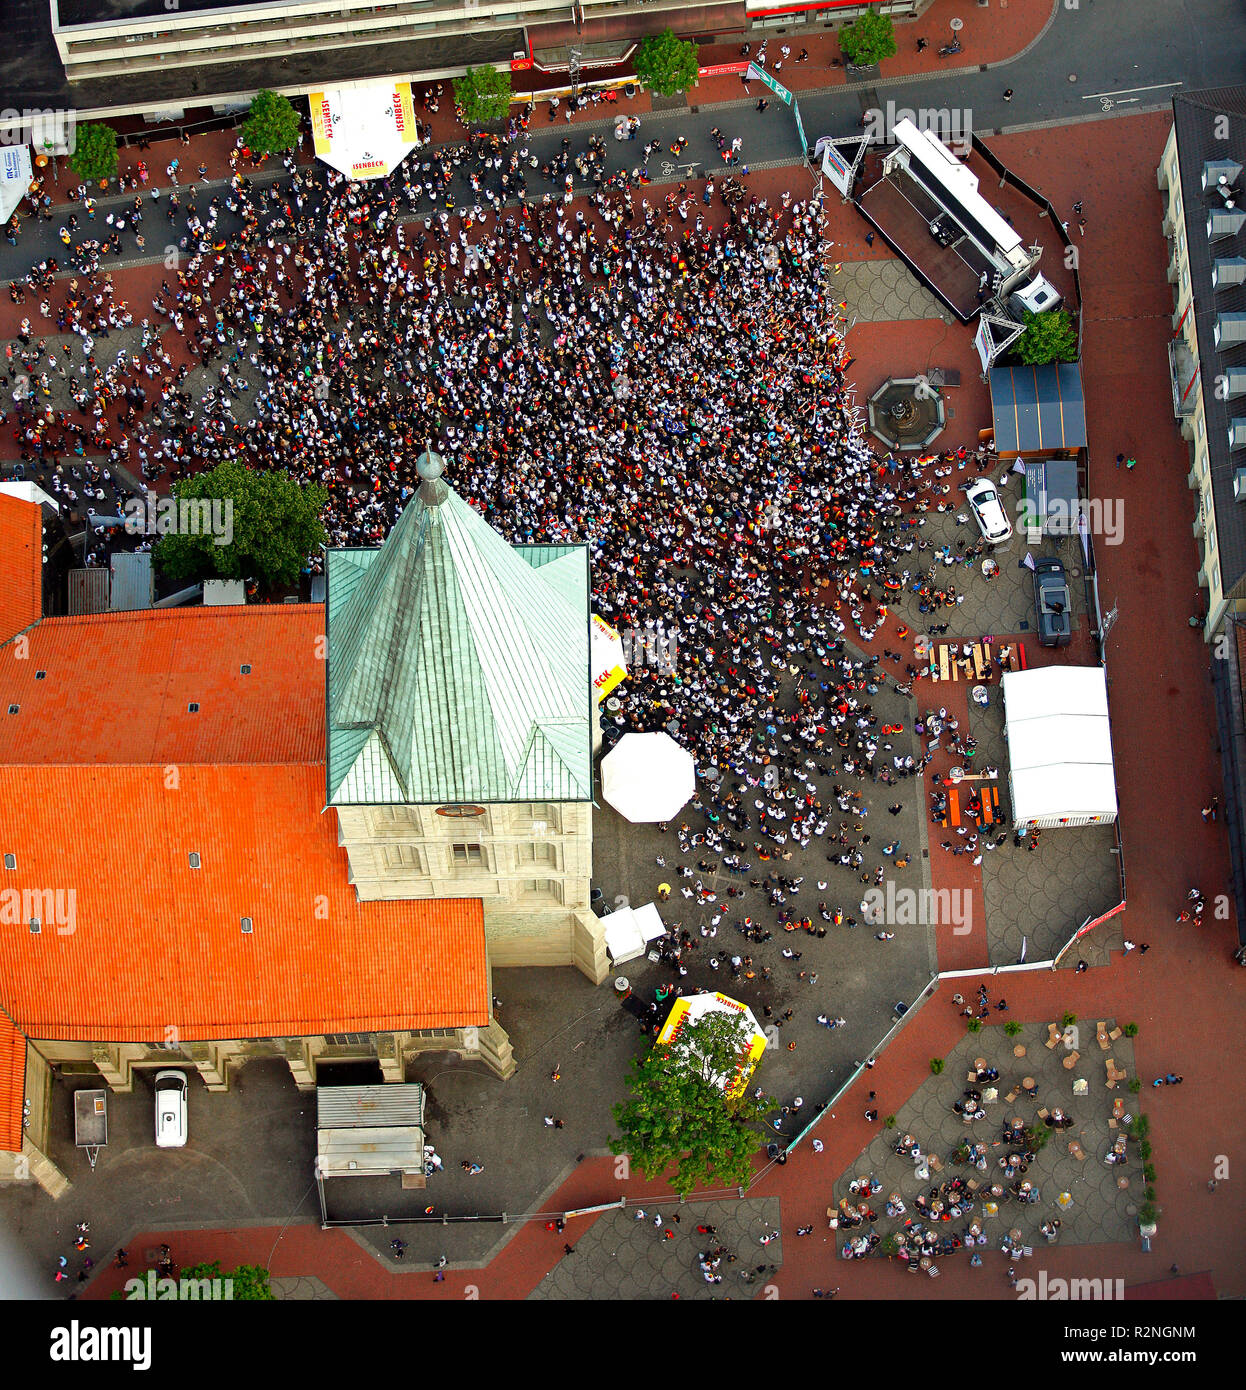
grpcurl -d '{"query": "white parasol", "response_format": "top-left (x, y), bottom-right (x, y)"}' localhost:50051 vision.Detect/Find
top-left (601, 731), bottom-right (695, 822)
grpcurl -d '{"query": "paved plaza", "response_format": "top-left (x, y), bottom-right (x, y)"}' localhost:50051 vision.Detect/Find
top-left (529, 1197), bottom-right (783, 1300)
top-left (831, 1020), bottom-right (1142, 1264)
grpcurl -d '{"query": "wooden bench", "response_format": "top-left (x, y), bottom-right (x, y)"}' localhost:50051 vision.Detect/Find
top-left (1004, 1087), bottom-right (1020, 1104)
top-left (972, 644), bottom-right (988, 680)
top-left (938, 646), bottom-right (950, 682)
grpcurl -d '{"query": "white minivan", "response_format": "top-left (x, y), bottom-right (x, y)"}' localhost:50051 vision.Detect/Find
top-left (154, 1070), bottom-right (188, 1148)
top-left (965, 478), bottom-right (1014, 546)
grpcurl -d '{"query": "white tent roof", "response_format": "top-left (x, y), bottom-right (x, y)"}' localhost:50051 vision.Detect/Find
top-left (604, 901), bottom-right (667, 964)
top-left (1002, 666), bottom-right (1117, 822)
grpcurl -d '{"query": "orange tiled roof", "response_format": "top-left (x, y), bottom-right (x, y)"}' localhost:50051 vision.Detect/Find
top-left (0, 606), bottom-right (326, 766)
top-left (0, 493), bottom-right (42, 646)
top-left (0, 1011), bottom-right (25, 1153)
top-left (0, 763), bottom-right (489, 1043)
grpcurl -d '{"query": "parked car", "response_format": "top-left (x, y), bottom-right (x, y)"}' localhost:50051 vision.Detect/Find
top-left (1033, 556), bottom-right (1072, 647)
top-left (154, 1070), bottom-right (188, 1148)
top-left (965, 478), bottom-right (1013, 545)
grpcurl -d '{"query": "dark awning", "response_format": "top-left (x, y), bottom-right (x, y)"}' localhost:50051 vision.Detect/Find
top-left (989, 362), bottom-right (1087, 454)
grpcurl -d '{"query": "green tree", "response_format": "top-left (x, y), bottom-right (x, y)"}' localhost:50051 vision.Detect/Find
top-left (1014, 308), bottom-right (1079, 365)
top-left (152, 460), bottom-right (326, 593)
top-left (453, 66), bottom-right (513, 124)
top-left (838, 9), bottom-right (898, 68)
top-left (634, 28), bottom-right (700, 97)
top-left (117, 1260), bottom-right (275, 1300)
top-left (242, 90), bottom-right (302, 156)
top-left (70, 123), bottom-right (118, 184)
top-left (610, 1010), bottom-right (773, 1195)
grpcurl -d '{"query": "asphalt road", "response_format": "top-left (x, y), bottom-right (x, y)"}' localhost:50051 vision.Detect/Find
top-left (3, 0), bottom-right (1245, 286)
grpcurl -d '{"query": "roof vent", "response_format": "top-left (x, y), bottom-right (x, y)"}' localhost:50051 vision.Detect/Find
top-left (28, 918), bottom-right (40, 934)
top-left (1203, 158), bottom-right (1242, 192)
top-left (1231, 420), bottom-right (1246, 451)
top-left (188, 852), bottom-right (201, 869)
top-left (3, 854), bottom-right (15, 870)
top-left (1208, 207), bottom-right (1246, 239)
top-left (240, 664), bottom-right (252, 675)
top-left (1213, 257), bottom-right (1246, 290)
top-left (6, 705), bottom-right (17, 716)
top-left (35, 670), bottom-right (46, 680)
top-left (240, 916), bottom-right (253, 934)
top-left (1214, 314), bottom-right (1246, 349)
top-left (188, 702), bottom-right (200, 713)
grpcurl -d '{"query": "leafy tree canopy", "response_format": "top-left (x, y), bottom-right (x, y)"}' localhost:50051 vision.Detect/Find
top-left (838, 10), bottom-right (898, 68)
top-left (610, 1009), bottom-right (774, 1196)
top-left (152, 459), bottom-right (327, 593)
top-left (453, 66), bottom-right (513, 124)
top-left (1013, 307), bottom-right (1079, 365)
top-left (70, 123), bottom-right (119, 184)
top-left (634, 28), bottom-right (700, 98)
top-left (242, 90), bottom-right (302, 156)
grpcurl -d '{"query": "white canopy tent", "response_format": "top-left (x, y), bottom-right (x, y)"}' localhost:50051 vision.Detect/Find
top-left (603, 901), bottom-right (667, 965)
top-left (1002, 666), bottom-right (1118, 829)
top-left (601, 731), bottom-right (695, 822)
top-left (309, 80), bottom-right (422, 181)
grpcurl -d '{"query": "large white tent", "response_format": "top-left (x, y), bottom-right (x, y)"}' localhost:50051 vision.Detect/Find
top-left (1001, 666), bottom-right (1117, 829)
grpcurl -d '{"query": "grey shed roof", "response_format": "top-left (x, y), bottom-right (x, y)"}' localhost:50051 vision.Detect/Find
top-left (1172, 87), bottom-right (1246, 595)
top-left (316, 1084), bottom-right (425, 1179)
top-left (326, 474), bottom-right (592, 806)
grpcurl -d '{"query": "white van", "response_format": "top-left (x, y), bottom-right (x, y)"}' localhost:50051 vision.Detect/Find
top-left (154, 1071), bottom-right (188, 1148)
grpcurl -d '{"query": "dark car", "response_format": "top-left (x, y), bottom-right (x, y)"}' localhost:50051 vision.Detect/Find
top-left (1033, 557), bottom-right (1072, 647)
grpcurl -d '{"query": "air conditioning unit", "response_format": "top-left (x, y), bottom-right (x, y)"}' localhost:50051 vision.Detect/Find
top-left (1233, 467), bottom-right (1246, 500)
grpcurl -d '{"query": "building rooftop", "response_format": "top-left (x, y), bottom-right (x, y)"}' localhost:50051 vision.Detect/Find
top-left (0, 762), bottom-right (489, 1042)
top-left (326, 470), bottom-right (592, 807)
top-left (0, 493), bottom-right (43, 645)
top-left (0, 606), bottom-right (326, 766)
top-left (1171, 86), bottom-right (1246, 595)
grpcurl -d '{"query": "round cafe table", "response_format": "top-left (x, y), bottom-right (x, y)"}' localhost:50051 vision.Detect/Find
top-left (1056, 1192), bottom-right (1073, 1210)
top-left (1013, 1044), bottom-right (1027, 1058)
top-left (1022, 1077), bottom-right (1035, 1090)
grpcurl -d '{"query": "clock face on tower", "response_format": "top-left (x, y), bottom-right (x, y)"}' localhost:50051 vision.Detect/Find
top-left (435, 805), bottom-right (486, 818)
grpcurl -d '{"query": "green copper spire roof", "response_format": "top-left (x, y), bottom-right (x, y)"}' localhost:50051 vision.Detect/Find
top-left (326, 460), bottom-right (591, 806)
